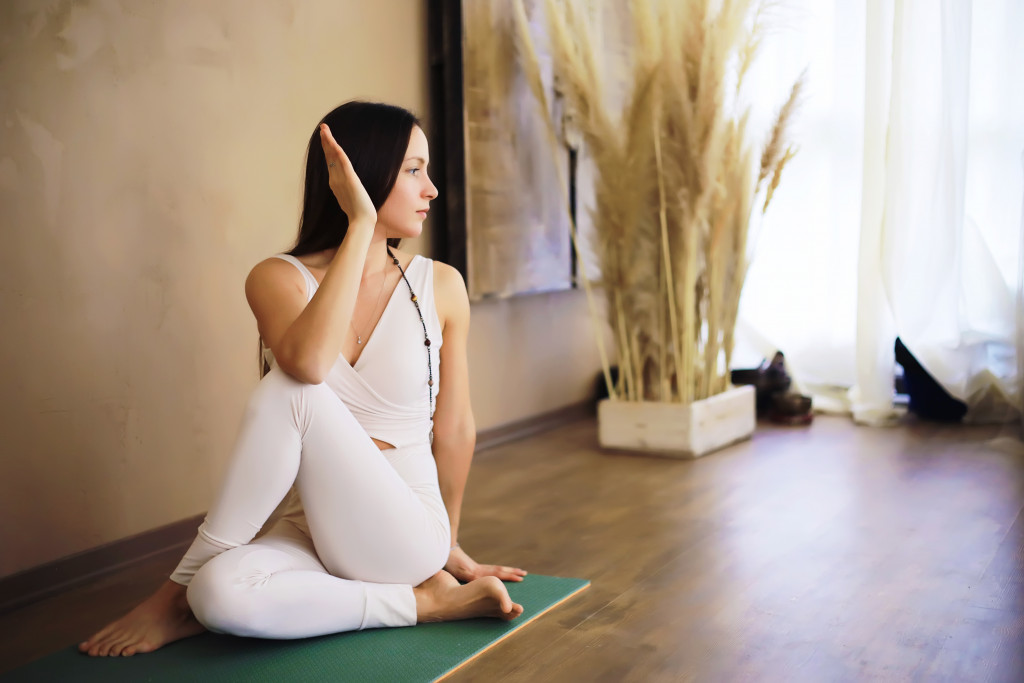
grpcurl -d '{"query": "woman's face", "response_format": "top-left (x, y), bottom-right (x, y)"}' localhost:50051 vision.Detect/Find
top-left (377, 126), bottom-right (437, 239)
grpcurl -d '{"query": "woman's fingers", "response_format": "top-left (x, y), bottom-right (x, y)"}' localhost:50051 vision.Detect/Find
top-left (480, 564), bottom-right (528, 582)
top-left (319, 123), bottom-right (348, 169)
top-left (488, 564), bottom-right (527, 576)
top-left (447, 547), bottom-right (527, 583)
top-left (317, 122), bottom-right (377, 222)
top-left (318, 122), bottom-right (337, 150)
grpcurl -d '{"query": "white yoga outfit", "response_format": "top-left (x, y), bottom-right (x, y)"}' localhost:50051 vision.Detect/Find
top-left (169, 254), bottom-right (448, 638)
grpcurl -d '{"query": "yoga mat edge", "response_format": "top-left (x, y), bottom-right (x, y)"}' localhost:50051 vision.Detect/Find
top-left (434, 579), bottom-right (591, 682)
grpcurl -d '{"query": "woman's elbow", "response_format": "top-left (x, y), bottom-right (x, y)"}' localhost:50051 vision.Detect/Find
top-left (273, 348), bottom-right (332, 385)
top-left (434, 421), bottom-right (476, 447)
top-left (292, 366), bottom-right (328, 385)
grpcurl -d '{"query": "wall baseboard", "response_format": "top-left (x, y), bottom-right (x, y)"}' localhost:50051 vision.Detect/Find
top-left (475, 400), bottom-right (592, 453)
top-left (0, 400), bottom-right (592, 615)
top-left (0, 514), bottom-right (204, 615)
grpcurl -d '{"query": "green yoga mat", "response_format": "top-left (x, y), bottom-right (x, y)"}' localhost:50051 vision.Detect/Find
top-left (4, 575), bottom-right (588, 683)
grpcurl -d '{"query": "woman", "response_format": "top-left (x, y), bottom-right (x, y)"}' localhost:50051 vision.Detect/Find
top-left (80, 101), bottom-right (526, 657)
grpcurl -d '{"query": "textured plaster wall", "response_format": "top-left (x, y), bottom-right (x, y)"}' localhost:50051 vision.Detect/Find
top-left (0, 0), bottom-right (601, 579)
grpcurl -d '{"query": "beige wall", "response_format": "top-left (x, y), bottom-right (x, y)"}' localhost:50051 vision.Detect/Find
top-left (0, 1), bottom-right (601, 579)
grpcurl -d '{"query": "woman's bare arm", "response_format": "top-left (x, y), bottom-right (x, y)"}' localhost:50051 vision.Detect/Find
top-left (431, 263), bottom-right (527, 583)
top-left (246, 123), bottom-right (376, 384)
top-left (430, 263), bottom-right (476, 543)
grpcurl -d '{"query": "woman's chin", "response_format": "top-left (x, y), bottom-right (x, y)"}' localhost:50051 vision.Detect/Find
top-left (385, 224), bottom-right (424, 241)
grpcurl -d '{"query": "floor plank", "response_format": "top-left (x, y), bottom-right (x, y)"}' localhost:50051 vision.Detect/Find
top-left (1, 415), bottom-right (1021, 681)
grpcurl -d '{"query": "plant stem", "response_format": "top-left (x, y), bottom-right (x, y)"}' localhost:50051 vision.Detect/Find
top-left (653, 107), bottom-right (683, 403)
top-left (615, 290), bottom-right (637, 401)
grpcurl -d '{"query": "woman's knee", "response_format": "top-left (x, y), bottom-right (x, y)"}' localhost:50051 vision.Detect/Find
top-left (247, 367), bottom-right (350, 427)
top-left (248, 367), bottom-right (306, 410)
top-left (187, 556), bottom-right (242, 635)
top-left (186, 549), bottom-right (280, 637)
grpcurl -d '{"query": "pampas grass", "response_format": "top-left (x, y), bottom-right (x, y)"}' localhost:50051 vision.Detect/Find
top-left (513, 0), bottom-right (802, 403)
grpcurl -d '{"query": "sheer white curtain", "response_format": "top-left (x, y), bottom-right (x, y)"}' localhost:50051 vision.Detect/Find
top-left (736, 0), bottom-right (1024, 425)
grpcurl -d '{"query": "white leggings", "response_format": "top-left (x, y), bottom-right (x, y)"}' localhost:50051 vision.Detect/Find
top-left (178, 368), bottom-right (451, 639)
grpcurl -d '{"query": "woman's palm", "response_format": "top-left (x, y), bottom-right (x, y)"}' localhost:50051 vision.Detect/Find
top-left (319, 123), bottom-right (376, 223)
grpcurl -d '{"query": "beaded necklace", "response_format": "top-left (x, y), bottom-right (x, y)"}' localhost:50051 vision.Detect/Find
top-left (387, 247), bottom-right (434, 444)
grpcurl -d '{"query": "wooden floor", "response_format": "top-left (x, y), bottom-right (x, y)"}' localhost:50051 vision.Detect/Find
top-left (1, 415), bottom-right (1022, 681)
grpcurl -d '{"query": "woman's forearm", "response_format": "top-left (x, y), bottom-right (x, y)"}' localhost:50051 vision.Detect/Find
top-left (275, 218), bottom-right (375, 382)
top-left (432, 430), bottom-right (476, 545)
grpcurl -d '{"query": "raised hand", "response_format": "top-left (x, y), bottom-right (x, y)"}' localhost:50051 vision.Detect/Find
top-left (444, 545), bottom-right (528, 583)
top-left (319, 123), bottom-right (377, 224)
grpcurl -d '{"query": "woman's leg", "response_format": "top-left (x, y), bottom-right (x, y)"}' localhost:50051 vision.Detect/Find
top-left (172, 367), bottom-right (449, 589)
top-left (188, 522), bottom-right (416, 637)
top-left (82, 369), bottom-right (516, 654)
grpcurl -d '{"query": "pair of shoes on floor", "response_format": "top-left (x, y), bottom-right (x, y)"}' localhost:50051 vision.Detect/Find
top-left (730, 351), bottom-right (813, 425)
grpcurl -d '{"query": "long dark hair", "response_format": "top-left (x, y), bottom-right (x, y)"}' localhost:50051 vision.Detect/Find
top-left (290, 101), bottom-right (420, 256)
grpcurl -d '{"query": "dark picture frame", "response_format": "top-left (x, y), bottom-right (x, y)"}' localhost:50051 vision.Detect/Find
top-left (428, 0), bottom-right (577, 301)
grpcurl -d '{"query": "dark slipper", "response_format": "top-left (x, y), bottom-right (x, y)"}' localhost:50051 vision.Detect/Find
top-left (731, 351), bottom-right (792, 415)
top-left (767, 392), bottom-right (814, 425)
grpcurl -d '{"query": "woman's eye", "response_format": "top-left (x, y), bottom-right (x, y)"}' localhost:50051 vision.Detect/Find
top-left (408, 168), bottom-right (420, 176)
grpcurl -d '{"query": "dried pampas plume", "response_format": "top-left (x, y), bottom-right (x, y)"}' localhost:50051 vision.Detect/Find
top-left (759, 71), bottom-right (805, 190)
top-left (513, 0), bottom-right (803, 402)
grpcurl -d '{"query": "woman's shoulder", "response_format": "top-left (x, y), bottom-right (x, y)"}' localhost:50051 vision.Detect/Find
top-left (249, 255), bottom-right (305, 280)
top-left (429, 258), bottom-right (469, 330)
top-left (251, 249), bottom-right (333, 281)
top-left (426, 258), bottom-right (467, 294)
top-left (249, 254), bottom-right (299, 278)
top-left (245, 255), bottom-right (312, 301)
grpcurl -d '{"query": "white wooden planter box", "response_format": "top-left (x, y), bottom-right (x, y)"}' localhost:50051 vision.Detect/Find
top-left (597, 385), bottom-right (756, 458)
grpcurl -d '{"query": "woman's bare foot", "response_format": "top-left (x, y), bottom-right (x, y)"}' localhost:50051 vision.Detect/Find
top-left (413, 570), bottom-right (524, 623)
top-left (79, 580), bottom-right (206, 657)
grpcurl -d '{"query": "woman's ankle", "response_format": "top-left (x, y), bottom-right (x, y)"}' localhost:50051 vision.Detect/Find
top-left (154, 579), bottom-right (192, 612)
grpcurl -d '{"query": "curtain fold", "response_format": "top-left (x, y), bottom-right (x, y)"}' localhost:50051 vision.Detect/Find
top-left (850, 0), bottom-right (898, 426)
top-left (854, 0), bottom-right (975, 424)
top-left (735, 0), bottom-right (1022, 426)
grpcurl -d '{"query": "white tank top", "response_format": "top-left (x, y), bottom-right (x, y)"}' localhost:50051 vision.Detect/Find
top-left (264, 253), bottom-right (443, 448)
